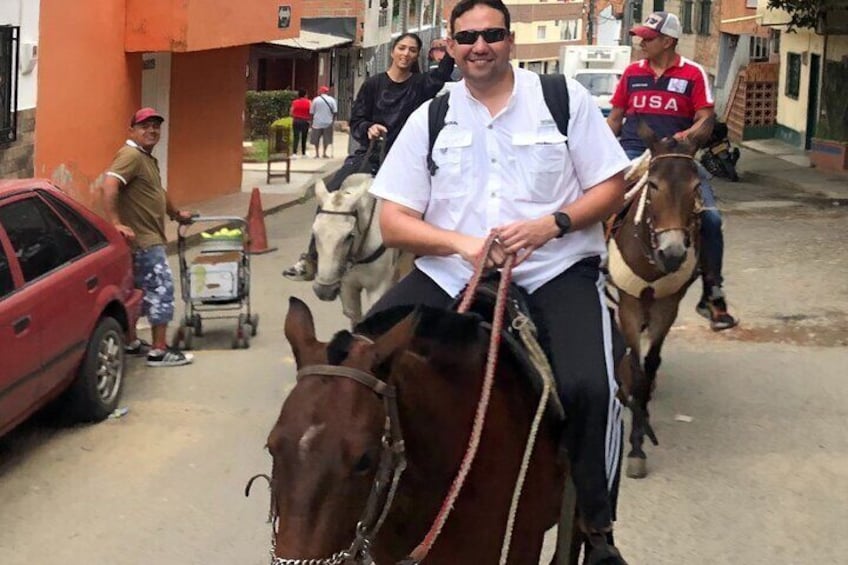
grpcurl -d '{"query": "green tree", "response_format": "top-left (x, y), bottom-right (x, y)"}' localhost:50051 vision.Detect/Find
top-left (767, 0), bottom-right (820, 32)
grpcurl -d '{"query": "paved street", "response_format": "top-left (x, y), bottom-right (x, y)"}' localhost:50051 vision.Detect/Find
top-left (1, 176), bottom-right (847, 564)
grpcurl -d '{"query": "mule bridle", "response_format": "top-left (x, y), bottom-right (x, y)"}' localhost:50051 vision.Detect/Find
top-left (631, 153), bottom-right (702, 268)
top-left (265, 361), bottom-right (407, 565)
top-left (316, 197), bottom-right (386, 277)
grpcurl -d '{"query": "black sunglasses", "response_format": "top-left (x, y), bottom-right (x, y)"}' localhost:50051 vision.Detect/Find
top-left (453, 27), bottom-right (509, 45)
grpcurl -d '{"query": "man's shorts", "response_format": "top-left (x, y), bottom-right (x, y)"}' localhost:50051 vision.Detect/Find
top-left (133, 245), bottom-right (175, 326)
top-left (309, 126), bottom-right (333, 146)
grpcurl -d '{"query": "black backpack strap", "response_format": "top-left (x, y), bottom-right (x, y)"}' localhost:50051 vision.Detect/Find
top-left (427, 94), bottom-right (451, 176)
top-left (539, 74), bottom-right (570, 142)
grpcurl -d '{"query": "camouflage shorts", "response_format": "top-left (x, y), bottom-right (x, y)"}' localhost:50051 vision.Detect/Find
top-left (133, 245), bottom-right (175, 326)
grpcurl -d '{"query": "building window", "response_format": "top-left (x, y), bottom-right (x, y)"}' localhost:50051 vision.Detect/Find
top-left (745, 0), bottom-right (758, 7)
top-left (560, 19), bottom-right (581, 41)
top-left (537, 25), bottom-right (546, 40)
top-left (698, 0), bottom-right (712, 35)
top-left (0, 25), bottom-right (19, 145)
top-left (770, 29), bottom-right (781, 53)
top-left (682, 0), bottom-right (694, 34)
top-left (392, 0), bottom-right (402, 33)
top-left (654, 0), bottom-right (665, 11)
top-left (749, 36), bottom-right (770, 62)
top-left (785, 52), bottom-right (801, 99)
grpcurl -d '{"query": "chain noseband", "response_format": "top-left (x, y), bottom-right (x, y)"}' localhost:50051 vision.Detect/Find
top-left (265, 361), bottom-right (407, 565)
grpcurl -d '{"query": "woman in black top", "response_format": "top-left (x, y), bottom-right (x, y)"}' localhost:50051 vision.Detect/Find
top-left (283, 32), bottom-right (455, 280)
top-left (323, 32), bottom-right (456, 191)
top-left (349, 33), bottom-right (455, 159)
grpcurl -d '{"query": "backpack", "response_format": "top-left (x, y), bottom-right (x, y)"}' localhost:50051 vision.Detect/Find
top-left (427, 73), bottom-right (571, 176)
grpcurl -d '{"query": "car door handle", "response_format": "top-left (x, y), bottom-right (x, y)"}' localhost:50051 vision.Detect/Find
top-left (13, 316), bottom-right (30, 335)
top-left (86, 276), bottom-right (98, 290)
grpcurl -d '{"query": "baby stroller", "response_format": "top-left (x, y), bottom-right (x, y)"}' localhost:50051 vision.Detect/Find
top-left (174, 216), bottom-right (258, 349)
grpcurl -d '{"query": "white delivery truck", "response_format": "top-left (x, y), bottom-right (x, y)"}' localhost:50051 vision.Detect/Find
top-left (559, 45), bottom-right (631, 116)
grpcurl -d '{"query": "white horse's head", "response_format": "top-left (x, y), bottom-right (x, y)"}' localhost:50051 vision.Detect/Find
top-left (312, 174), bottom-right (374, 301)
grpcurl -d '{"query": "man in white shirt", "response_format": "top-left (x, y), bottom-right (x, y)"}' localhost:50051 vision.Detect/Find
top-left (309, 85), bottom-right (338, 158)
top-left (369, 0), bottom-right (631, 561)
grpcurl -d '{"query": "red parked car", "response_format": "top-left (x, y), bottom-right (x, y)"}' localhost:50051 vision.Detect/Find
top-left (0, 179), bottom-right (142, 437)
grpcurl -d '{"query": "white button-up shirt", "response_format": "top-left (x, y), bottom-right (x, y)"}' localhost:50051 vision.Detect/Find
top-left (370, 68), bottom-right (630, 297)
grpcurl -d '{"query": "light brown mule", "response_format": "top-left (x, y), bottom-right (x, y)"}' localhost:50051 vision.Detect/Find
top-left (608, 120), bottom-right (713, 479)
top-left (263, 297), bottom-right (583, 564)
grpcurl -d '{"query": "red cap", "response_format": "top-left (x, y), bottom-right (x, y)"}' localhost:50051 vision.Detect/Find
top-left (318, 86), bottom-right (330, 94)
top-left (131, 107), bottom-right (164, 126)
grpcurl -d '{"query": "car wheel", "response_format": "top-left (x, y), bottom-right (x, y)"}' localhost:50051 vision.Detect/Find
top-left (66, 316), bottom-right (125, 422)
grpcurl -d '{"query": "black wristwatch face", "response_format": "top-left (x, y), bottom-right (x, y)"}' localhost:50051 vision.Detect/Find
top-left (553, 212), bottom-right (571, 237)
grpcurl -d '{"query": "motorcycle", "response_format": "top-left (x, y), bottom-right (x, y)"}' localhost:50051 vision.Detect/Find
top-left (700, 121), bottom-right (740, 182)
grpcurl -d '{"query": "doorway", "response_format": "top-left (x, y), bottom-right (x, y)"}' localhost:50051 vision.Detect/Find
top-left (805, 53), bottom-right (821, 150)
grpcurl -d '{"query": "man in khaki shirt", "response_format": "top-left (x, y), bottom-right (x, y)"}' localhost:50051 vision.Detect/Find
top-left (102, 107), bottom-right (194, 367)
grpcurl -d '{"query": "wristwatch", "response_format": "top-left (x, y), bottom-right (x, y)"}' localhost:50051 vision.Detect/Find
top-left (552, 212), bottom-right (572, 238)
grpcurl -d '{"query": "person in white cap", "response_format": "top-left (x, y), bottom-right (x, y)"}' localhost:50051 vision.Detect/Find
top-left (607, 11), bottom-right (738, 331)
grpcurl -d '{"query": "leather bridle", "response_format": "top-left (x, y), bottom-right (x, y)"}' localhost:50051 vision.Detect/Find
top-left (263, 361), bottom-right (407, 565)
top-left (635, 153), bottom-right (702, 267)
top-left (316, 197), bottom-right (386, 277)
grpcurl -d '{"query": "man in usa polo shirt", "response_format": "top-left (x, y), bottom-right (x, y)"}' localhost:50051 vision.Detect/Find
top-left (607, 11), bottom-right (738, 331)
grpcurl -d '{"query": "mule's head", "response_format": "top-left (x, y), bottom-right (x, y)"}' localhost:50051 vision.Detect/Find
top-left (637, 119), bottom-right (712, 273)
top-left (312, 175), bottom-right (374, 301)
top-left (266, 297), bottom-right (416, 561)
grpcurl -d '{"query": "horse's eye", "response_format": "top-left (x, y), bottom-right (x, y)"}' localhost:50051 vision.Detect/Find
top-left (647, 181), bottom-right (659, 191)
top-left (353, 450), bottom-right (377, 475)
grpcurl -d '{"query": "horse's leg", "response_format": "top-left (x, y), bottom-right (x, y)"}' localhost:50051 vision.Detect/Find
top-left (617, 294), bottom-right (651, 479)
top-left (644, 294), bottom-right (683, 385)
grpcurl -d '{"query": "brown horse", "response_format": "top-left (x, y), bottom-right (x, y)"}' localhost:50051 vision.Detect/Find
top-left (261, 296), bottom-right (581, 564)
top-left (607, 121), bottom-right (712, 479)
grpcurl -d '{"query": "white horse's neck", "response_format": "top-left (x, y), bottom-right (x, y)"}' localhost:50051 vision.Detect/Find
top-left (354, 195), bottom-right (383, 261)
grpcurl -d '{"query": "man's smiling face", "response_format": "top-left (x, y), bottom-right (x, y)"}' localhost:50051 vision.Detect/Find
top-left (448, 4), bottom-right (514, 87)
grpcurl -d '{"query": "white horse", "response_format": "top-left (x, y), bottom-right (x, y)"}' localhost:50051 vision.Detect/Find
top-left (312, 174), bottom-right (398, 325)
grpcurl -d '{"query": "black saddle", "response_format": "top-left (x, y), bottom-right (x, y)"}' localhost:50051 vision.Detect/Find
top-left (451, 273), bottom-right (565, 423)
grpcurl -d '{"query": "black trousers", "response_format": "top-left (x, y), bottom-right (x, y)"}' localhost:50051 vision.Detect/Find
top-left (368, 261), bottom-right (623, 530)
top-left (293, 118), bottom-right (310, 155)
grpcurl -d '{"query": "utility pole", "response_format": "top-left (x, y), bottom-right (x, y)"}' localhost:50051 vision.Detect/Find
top-left (587, 0), bottom-right (596, 45)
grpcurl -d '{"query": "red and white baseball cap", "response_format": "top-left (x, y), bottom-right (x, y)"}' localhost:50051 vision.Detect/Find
top-left (131, 107), bottom-right (164, 126)
top-left (630, 11), bottom-right (682, 40)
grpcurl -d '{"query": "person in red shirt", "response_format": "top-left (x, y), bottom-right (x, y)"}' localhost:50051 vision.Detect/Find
top-left (289, 88), bottom-right (312, 158)
top-left (607, 12), bottom-right (737, 331)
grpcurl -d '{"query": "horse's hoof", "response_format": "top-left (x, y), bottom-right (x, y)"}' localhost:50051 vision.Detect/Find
top-left (626, 457), bottom-right (647, 479)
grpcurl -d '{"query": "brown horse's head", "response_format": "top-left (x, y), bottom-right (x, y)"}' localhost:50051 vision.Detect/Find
top-left (266, 297), bottom-right (416, 562)
top-left (636, 118), bottom-right (713, 273)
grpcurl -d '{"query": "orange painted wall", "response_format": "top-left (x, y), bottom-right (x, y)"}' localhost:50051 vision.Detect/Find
top-left (126, 0), bottom-right (303, 52)
top-left (35, 0), bottom-right (142, 209)
top-left (720, 0), bottom-right (769, 37)
top-left (167, 47), bottom-right (249, 206)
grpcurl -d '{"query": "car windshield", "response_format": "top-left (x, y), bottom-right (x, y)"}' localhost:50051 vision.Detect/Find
top-left (575, 73), bottom-right (620, 96)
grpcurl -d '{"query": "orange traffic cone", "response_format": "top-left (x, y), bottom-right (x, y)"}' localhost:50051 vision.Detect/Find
top-left (246, 187), bottom-right (277, 254)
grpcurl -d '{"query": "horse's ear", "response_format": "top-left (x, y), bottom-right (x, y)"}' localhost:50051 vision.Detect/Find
top-left (315, 179), bottom-right (329, 206)
top-left (685, 115), bottom-right (716, 152)
top-left (636, 119), bottom-right (659, 150)
top-left (370, 311), bottom-right (419, 368)
top-left (285, 297), bottom-right (318, 366)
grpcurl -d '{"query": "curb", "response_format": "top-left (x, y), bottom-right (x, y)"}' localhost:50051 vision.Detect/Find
top-left (165, 166), bottom-right (336, 255)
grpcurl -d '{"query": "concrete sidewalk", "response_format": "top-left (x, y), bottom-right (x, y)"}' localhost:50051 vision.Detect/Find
top-left (164, 132), bottom-right (350, 249)
top-left (737, 138), bottom-right (848, 200)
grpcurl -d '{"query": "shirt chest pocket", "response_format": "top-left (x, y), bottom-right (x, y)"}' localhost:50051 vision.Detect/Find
top-left (510, 132), bottom-right (568, 203)
top-left (431, 128), bottom-right (472, 198)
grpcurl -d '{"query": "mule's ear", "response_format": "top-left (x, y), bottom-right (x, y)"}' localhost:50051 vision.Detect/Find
top-left (637, 119), bottom-right (659, 149)
top-left (686, 115), bottom-right (716, 151)
top-left (285, 297), bottom-right (317, 365)
top-left (314, 179), bottom-right (329, 206)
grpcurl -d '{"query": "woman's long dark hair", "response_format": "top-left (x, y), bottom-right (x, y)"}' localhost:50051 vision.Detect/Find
top-left (391, 32), bottom-right (422, 74)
